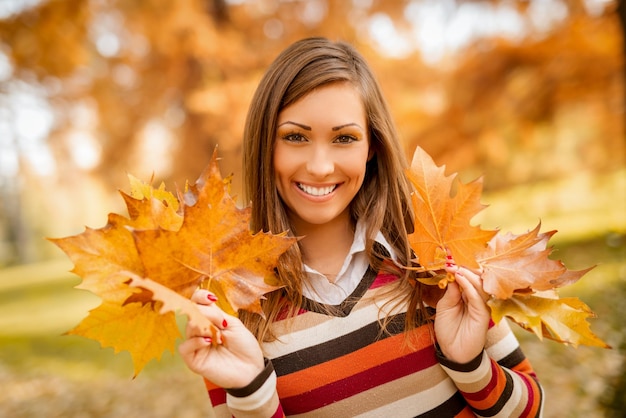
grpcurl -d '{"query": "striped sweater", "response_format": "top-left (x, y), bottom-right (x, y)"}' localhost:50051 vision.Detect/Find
top-left (204, 267), bottom-right (543, 417)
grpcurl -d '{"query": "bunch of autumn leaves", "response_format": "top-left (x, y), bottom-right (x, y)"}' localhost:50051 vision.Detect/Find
top-left (51, 148), bottom-right (609, 377)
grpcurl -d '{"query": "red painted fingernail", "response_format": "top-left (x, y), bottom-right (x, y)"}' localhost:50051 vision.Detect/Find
top-left (446, 255), bottom-right (453, 260)
top-left (207, 293), bottom-right (218, 302)
top-left (446, 262), bottom-right (453, 267)
top-left (203, 337), bottom-right (212, 344)
top-left (222, 319), bottom-right (228, 328)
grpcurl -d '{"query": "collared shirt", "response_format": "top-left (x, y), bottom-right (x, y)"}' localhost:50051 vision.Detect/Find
top-left (301, 219), bottom-right (396, 305)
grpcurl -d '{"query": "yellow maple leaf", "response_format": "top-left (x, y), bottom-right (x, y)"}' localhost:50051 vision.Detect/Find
top-left (122, 174), bottom-right (183, 231)
top-left (50, 150), bottom-right (296, 376)
top-left (67, 300), bottom-right (181, 377)
top-left (489, 293), bottom-right (610, 348)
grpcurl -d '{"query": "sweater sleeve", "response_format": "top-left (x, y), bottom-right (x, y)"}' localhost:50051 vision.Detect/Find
top-left (203, 359), bottom-right (285, 418)
top-left (436, 320), bottom-right (544, 417)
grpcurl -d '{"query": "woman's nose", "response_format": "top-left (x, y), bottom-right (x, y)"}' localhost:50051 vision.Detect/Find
top-left (305, 145), bottom-right (334, 177)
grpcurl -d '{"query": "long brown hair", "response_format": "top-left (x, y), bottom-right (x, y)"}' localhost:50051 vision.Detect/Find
top-left (241, 37), bottom-right (428, 341)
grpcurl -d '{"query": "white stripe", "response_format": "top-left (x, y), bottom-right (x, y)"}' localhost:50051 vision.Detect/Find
top-left (354, 376), bottom-right (458, 418)
top-left (440, 351), bottom-right (492, 385)
top-left (226, 371), bottom-right (277, 411)
top-left (263, 294), bottom-right (400, 358)
top-left (486, 331), bottom-right (520, 362)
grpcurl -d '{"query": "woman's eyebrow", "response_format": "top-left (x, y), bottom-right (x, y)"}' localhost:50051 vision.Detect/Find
top-left (278, 121), bottom-right (311, 130)
top-left (332, 123), bottom-right (363, 131)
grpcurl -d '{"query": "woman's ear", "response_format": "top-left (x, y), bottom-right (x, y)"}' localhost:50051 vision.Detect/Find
top-left (367, 148), bottom-right (375, 162)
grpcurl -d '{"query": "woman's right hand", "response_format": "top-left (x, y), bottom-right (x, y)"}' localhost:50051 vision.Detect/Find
top-left (178, 289), bottom-right (266, 389)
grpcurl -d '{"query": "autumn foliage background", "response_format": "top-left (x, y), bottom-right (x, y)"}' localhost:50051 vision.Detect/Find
top-left (0, 0), bottom-right (624, 417)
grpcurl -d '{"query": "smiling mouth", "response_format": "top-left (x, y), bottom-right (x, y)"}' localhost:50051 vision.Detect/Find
top-left (297, 183), bottom-right (338, 196)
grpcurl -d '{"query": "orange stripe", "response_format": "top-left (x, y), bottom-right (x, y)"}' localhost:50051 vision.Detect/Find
top-left (456, 407), bottom-right (479, 417)
top-left (468, 363), bottom-right (508, 410)
top-left (204, 378), bottom-right (220, 391)
top-left (512, 358), bottom-right (537, 378)
top-left (276, 325), bottom-right (433, 398)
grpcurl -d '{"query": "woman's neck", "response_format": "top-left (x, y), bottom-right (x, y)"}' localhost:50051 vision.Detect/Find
top-left (291, 211), bottom-right (356, 279)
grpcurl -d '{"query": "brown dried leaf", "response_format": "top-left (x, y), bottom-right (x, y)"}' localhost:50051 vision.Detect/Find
top-left (478, 223), bottom-right (566, 299)
top-left (405, 146), bottom-right (607, 349)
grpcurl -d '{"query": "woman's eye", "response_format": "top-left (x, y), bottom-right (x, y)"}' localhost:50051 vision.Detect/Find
top-left (283, 133), bottom-right (306, 142)
top-left (334, 135), bottom-right (357, 144)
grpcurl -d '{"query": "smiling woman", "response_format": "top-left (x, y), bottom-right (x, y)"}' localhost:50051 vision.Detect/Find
top-left (273, 82), bottom-right (371, 241)
top-left (177, 37), bottom-right (544, 417)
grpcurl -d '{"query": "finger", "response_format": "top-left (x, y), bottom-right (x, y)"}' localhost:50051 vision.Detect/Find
top-left (454, 265), bottom-right (489, 301)
top-left (443, 249), bottom-right (459, 273)
top-left (185, 303), bottom-right (227, 338)
top-left (444, 248), bottom-right (483, 275)
top-left (186, 311), bottom-right (228, 339)
top-left (191, 289), bottom-right (219, 305)
top-left (457, 266), bottom-right (481, 286)
top-left (178, 335), bottom-right (212, 357)
top-left (455, 271), bottom-right (490, 304)
top-left (460, 264), bottom-right (484, 276)
top-left (187, 307), bottom-right (233, 341)
top-left (445, 249), bottom-right (454, 264)
top-left (437, 279), bottom-right (461, 309)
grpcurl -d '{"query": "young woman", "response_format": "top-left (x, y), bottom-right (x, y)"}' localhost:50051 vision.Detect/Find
top-left (179, 37), bottom-right (543, 417)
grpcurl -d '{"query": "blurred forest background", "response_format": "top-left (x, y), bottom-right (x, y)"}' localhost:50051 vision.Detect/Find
top-left (0, 0), bottom-right (624, 417)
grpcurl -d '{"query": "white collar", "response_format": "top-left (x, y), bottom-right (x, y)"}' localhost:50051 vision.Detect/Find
top-left (302, 219), bottom-right (396, 305)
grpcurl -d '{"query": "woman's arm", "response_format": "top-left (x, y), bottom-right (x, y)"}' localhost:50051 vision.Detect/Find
top-left (437, 320), bottom-right (544, 417)
top-left (179, 290), bottom-right (284, 417)
top-left (435, 260), bottom-right (491, 363)
top-left (435, 259), bottom-right (543, 416)
top-left (203, 362), bottom-right (285, 418)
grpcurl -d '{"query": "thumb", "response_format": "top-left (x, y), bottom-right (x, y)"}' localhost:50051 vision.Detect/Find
top-left (438, 280), bottom-right (461, 310)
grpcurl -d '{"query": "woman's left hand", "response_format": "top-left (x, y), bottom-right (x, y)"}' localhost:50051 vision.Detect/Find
top-left (434, 255), bottom-right (492, 364)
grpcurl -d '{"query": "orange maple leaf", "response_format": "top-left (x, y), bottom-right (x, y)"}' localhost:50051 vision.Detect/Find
top-left (131, 155), bottom-right (295, 317)
top-left (407, 146), bottom-right (497, 271)
top-left (406, 146), bottom-right (608, 348)
top-left (50, 150), bottom-right (297, 376)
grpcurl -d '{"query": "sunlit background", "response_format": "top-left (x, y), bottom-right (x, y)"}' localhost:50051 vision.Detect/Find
top-left (0, 0), bottom-right (624, 417)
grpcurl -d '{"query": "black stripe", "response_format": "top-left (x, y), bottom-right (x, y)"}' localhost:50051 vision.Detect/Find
top-left (435, 344), bottom-right (484, 372)
top-left (271, 312), bottom-right (408, 376)
top-left (225, 358), bottom-right (275, 397)
top-left (271, 306), bottom-right (435, 376)
top-left (414, 390), bottom-right (467, 418)
top-left (498, 346), bottom-right (526, 369)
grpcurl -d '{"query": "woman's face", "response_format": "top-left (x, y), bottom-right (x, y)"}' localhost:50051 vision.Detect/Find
top-left (273, 82), bottom-right (370, 232)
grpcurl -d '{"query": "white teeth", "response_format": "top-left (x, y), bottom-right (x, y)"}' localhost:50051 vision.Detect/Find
top-left (298, 184), bottom-right (336, 196)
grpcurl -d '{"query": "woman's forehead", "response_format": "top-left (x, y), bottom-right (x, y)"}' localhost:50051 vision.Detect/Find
top-left (277, 83), bottom-right (366, 126)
